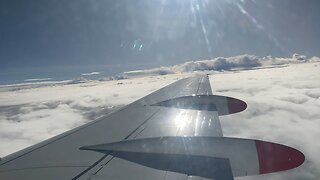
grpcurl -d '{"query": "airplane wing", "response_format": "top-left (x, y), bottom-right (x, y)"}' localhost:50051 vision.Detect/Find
top-left (0, 75), bottom-right (304, 180)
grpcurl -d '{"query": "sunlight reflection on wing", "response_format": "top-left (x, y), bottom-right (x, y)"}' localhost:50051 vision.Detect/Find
top-left (174, 110), bottom-right (189, 131)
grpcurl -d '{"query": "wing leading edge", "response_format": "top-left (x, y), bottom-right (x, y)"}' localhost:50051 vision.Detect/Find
top-left (0, 75), bottom-right (304, 180)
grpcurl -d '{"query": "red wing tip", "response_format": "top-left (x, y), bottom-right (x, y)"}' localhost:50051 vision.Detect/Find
top-left (227, 97), bottom-right (247, 114)
top-left (255, 140), bottom-right (305, 174)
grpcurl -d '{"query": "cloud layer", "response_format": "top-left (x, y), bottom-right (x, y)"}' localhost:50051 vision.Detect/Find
top-left (123, 54), bottom-right (320, 77)
top-left (0, 75), bottom-right (184, 156)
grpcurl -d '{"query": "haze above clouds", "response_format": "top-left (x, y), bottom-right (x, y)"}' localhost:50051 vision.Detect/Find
top-left (0, 55), bottom-right (319, 179)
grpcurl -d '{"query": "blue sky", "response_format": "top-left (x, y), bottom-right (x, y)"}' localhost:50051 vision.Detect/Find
top-left (0, 0), bottom-right (319, 83)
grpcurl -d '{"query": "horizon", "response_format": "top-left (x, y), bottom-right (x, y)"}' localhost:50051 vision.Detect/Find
top-left (0, 53), bottom-right (318, 86)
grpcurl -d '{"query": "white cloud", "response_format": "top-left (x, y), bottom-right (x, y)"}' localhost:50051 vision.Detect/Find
top-left (122, 54), bottom-right (320, 77)
top-left (124, 67), bottom-right (174, 77)
top-left (174, 54), bottom-right (262, 72)
top-left (81, 71), bottom-right (101, 76)
top-left (24, 78), bottom-right (53, 82)
top-left (0, 74), bottom-right (184, 156)
top-left (0, 103), bottom-right (87, 156)
top-left (174, 54), bottom-right (320, 73)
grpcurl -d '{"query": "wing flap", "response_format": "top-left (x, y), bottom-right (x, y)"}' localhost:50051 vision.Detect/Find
top-left (80, 136), bottom-right (304, 178)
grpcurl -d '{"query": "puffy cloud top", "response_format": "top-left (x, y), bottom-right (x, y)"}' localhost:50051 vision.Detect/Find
top-left (124, 54), bottom-right (320, 77)
top-left (175, 55), bottom-right (262, 72)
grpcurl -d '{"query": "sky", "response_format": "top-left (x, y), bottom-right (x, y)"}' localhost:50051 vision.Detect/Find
top-left (0, 57), bottom-right (319, 179)
top-left (0, 0), bottom-right (320, 84)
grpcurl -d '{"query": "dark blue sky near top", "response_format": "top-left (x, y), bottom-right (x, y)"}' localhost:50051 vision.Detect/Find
top-left (0, 0), bottom-right (319, 81)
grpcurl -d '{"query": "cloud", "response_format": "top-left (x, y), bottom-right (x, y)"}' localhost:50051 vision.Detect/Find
top-left (174, 54), bottom-right (262, 72)
top-left (66, 77), bottom-right (89, 84)
top-left (24, 78), bottom-right (53, 82)
top-left (81, 71), bottom-right (101, 76)
top-left (0, 103), bottom-right (96, 158)
top-left (0, 75), bottom-right (183, 156)
top-left (292, 53), bottom-right (307, 61)
top-left (121, 54), bottom-right (320, 77)
top-left (174, 54), bottom-right (320, 73)
top-left (124, 67), bottom-right (174, 77)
